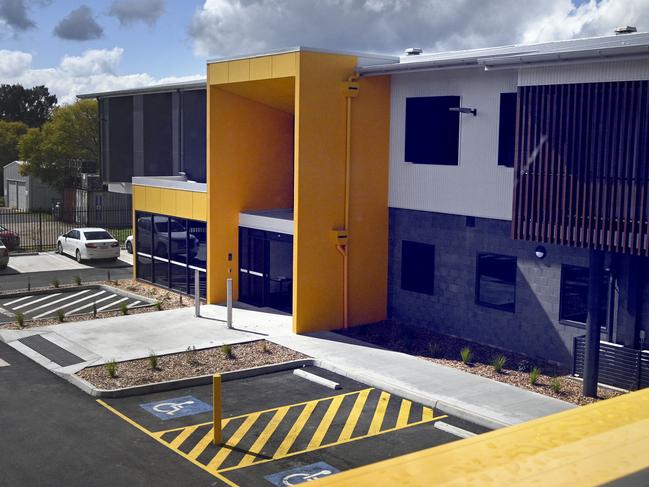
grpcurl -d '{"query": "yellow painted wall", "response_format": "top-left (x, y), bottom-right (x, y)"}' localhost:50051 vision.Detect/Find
top-left (293, 51), bottom-right (390, 333)
top-left (347, 75), bottom-right (391, 327)
top-left (132, 185), bottom-right (207, 221)
top-left (206, 87), bottom-right (294, 303)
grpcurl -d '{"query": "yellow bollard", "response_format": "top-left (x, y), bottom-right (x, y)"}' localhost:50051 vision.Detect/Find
top-left (213, 373), bottom-right (222, 445)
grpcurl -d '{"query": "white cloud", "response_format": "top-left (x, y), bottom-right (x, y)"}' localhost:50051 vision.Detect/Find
top-left (0, 48), bottom-right (31, 77)
top-left (1, 47), bottom-right (203, 104)
top-left (189, 0), bottom-right (649, 58)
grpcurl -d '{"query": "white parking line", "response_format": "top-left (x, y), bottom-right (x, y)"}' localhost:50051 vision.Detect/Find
top-left (96, 296), bottom-right (128, 312)
top-left (65, 292), bottom-right (115, 315)
top-left (25, 290), bottom-right (90, 315)
top-left (33, 290), bottom-right (106, 319)
top-left (127, 300), bottom-right (141, 308)
top-left (12, 293), bottom-right (61, 310)
top-left (4, 295), bottom-right (34, 306)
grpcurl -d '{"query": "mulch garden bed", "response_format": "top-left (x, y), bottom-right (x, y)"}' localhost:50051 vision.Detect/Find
top-left (77, 340), bottom-right (307, 389)
top-left (338, 321), bottom-right (623, 406)
top-left (0, 279), bottom-right (195, 330)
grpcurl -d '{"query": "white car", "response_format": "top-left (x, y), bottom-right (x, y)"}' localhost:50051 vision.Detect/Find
top-left (125, 235), bottom-right (134, 254)
top-left (57, 228), bottom-right (120, 263)
top-left (0, 239), bottom-right (8, 270)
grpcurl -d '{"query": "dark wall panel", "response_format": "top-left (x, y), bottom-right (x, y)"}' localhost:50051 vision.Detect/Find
top-left (106, 96), bottom-right (134, 182)
top-left (182, 90), bottom-right (206, 183)
top-left (513, 80), bottom-right (649, 256)
top-left (143, 93), bottom-right (173, 176)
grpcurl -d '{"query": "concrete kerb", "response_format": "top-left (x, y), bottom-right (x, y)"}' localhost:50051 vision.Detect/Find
top-left (311, 359), bottom-right (509, 431)
top-left (64, 358), bottom-right (315, 398)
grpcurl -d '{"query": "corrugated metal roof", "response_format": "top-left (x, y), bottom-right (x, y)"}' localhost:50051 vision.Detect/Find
top-left (77, 78), bottom-right (206, 99)
top-left (360, 31), bottom-right (649, 75)
top-left (206, 46), bottom-right (398, 65)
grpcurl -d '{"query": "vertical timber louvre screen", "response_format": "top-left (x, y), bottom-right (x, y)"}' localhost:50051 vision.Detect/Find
top-left (513, 80), bottom-right (649, 255)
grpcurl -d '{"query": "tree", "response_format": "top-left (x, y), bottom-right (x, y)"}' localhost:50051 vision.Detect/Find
top-left (0, 84), bottom-right (58, 128)
top-left (19, 99), bottom-right (98, 190)
top-left (0, 120), bottom-right (28, 167)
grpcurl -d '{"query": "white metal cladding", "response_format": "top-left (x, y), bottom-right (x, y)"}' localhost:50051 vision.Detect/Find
top-left (388, 67), bottom-right (517, 221)
top-left (518, 59), bottom-right (649, 86)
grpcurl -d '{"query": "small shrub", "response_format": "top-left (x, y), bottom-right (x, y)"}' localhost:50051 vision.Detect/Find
top-left (155, 301), bottom-right (162, 311)
top-left (92, 302), bottom-right (97, 318)
top-left (550, 377), bottom-right (562, 393)
top-left (148, 352), bottom-right (158, 370)
top-left (56, 310), bottom-right (65, 322)
top-left (259, 341), bottom-right (271, 354)
top-left (529, 367), bottom-right (541, 385)
top-left (106, 360), bottom-right (118, 378)
top-left (492, 355), bottom-right (507, 373)
top-left (221, 344), bottom-right (234, 359)
top-left (186, 345), bottom-right (199, 365)
top-left (73, 275), bottom-right (81, 286)
top-left (428, 341), bottom-right (443, 358)
top-left (51, 279), bottom-right (60, 288)
top-left (460, 346), bottom-right (473, 365)
top-left (517, 360), bottom-right (532, 373)
top-left (15, 312), bottom-right (25, 328)
top-left (120, 302), bottom-right (129, 315)
top-left (126, 285), bottom-right (137, 292)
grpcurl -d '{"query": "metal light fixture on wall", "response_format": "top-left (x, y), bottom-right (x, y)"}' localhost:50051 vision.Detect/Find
top-left (449, 106), bottom-right (477, 116)
top-left (535, 245), bottom-right (546, 259)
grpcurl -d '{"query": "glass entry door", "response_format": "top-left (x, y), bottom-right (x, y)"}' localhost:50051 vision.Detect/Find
top-left (239, 227), bottom-right (293, 312)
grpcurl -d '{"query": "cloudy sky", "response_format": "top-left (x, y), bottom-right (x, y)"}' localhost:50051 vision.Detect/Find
top-left (1, 0), bottom-right (647, 103)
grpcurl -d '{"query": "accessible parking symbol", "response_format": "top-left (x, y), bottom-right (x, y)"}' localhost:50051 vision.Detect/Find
top-left (140, 395), bottom-right (212, 420)
top-left (265, 462), bottom-right (340, 486)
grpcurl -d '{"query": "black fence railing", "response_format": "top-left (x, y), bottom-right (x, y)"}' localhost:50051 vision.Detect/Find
top-left (0, 207), bottom-right (132, 253)
top-left (573, 335), bottom-right (649, 391)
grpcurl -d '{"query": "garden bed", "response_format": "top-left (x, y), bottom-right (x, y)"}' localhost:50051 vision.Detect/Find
top-left (0, 279), bottom-right (194, 330)
top-left (338, 321), bottom-right (622, 406)
top-left (77, 340), bottom-right (307, 389)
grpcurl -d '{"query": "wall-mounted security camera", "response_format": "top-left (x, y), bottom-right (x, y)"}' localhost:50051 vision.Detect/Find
top-left (449, 107), bottom-right (477, 116)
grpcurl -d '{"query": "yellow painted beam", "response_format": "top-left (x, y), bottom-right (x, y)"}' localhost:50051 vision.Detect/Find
top-left (132, 185), bottom-right (207, 221)
top-left (314, 388), bottom-right (649, 487)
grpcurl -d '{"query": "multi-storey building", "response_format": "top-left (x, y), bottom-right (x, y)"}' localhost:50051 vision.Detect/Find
top-left (80, 31), bottom-right (649, 378)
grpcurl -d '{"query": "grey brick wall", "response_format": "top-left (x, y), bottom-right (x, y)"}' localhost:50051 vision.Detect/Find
top-left (388, 208), bottom-right (596, 366)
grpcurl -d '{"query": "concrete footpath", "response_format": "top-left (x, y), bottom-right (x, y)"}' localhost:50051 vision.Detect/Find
top-left (0, 304), bottom-right (573, 428)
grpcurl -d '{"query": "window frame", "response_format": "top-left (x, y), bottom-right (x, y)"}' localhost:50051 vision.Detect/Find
top-left (559, 264), bottom-right (610, 330)
top-left (475, 252), bottom-right (517, 313)
top-left (400, 240), bottom-right (435, 296)
top-left (404, 95), bottom-right (461, 166)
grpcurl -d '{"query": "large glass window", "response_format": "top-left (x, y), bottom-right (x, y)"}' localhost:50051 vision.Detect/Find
top-left (476, 253), bottom-right (516, 312)
top-left (135, 211), bottom-right (206, 298)
top-left (560, 265), bottom-right (609, 327)
top-left (401, 240), bottom-right (435, 295)
top-left (498, 93), bottom-right (517, 167)
top-left (405, 96), bottom-right (460, 165)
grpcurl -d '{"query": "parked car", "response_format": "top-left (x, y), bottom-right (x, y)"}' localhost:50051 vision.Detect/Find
top-left (0, 224), bottom-right (20, 251)
top-left (0, 239), bottom-right (8, 270)
top-left (125, 235), bottom-right (133, 254)
top-left (56, 228), bottom-right (120, 263)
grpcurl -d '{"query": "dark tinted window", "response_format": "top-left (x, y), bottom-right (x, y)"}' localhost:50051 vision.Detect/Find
top-left (84, 231), bottom-right (113, 240)
top-left (106, 96), bottom-right (134, 182)
top-left (560, 265), bottom-right (609, 326)
top-left (405, 96), bottom-right (460, 165)
top-left (498, 93), bottom-right (517, 167)
top-left (143, 93), bottom-right (173, 176)
top-left (182, 90), bottom-right (206, 183)
top-left (401, 240), bottom-right (435, 295)
top-left (476, 253), bottom-right (516, 312)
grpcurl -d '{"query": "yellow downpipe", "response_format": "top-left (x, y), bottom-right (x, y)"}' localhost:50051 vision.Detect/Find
top-left (341, 73), bottom-right (358, 329)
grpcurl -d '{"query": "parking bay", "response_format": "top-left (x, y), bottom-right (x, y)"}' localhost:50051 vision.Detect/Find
top-left (99, 367), bottom-right (488, 486)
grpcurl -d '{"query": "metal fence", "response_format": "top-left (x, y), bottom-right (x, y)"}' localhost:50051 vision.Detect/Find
top-left (0, 206), bottom-right (132, 253)
top-left (573, 335), bottom-right (649, 391)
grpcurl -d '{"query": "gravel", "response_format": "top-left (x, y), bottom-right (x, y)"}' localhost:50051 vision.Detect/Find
top-left (338, 321), bottom-right (623, 406)
top-left (77, 341), bottom-right (307, 390)
top-left (0, 279), bottom-right (193, 330)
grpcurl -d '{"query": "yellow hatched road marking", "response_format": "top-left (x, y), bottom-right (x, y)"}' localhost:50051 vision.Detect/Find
top-left (338, 388), bottom-right (370, 442)
top-left (422, 406), bottom-right (434, 422)
top-left (367, 391), bottom-right (390, 435)
top-left (307, 395), bottom-right (345, 450)
top-left (169, 424), bottom-right (199, 449)
top-left (395, 399), bottom-right (412, 429)
top-left (238, 406), bottom-right (290, 467)
top-left (206, 412), bottom-right (261, 472)
top-left (273, 401), bottom-right (318, 458)
top-left (187, 426), bottom-right (216, 460)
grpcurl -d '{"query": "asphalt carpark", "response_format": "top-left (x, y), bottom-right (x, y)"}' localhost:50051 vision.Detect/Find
top-left (0, 287), bottom-right (147, 322)
top-left (100, 367), bottom-right (488, 486)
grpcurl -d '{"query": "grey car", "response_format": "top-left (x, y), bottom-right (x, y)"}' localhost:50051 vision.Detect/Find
top-left (0, 239), bottom-right (9, 270)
